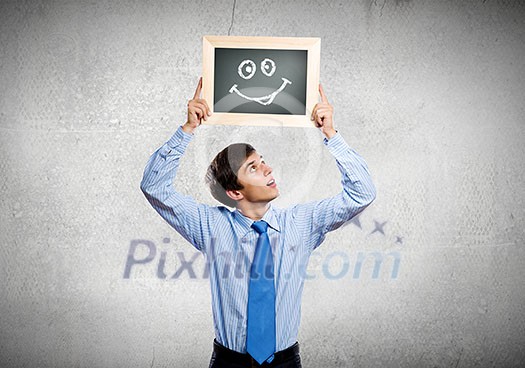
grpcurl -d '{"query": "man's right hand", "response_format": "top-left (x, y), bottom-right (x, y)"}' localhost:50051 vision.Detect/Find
top-left (182, 77), bottom-right (211, 134)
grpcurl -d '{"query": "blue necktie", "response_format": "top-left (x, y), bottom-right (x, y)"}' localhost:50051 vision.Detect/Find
top-left (247, 220), bottom-right (276, 365)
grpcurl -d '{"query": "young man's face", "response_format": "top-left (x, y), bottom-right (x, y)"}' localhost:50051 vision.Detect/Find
top-left (236, 151), bottom-right (279, 204)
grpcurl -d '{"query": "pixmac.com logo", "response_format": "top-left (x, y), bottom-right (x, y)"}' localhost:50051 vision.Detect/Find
top-left (123, 215), bottom-right (402, 281)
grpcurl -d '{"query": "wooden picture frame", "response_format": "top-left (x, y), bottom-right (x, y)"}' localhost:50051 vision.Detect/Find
top-left (202, 35), bottom-right (321, 127)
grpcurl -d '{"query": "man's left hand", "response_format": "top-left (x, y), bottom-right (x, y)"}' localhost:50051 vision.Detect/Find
top-left (311, 84), bottom-right (337, 139)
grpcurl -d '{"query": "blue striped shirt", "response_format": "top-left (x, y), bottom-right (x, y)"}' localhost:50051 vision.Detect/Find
top-left (140, 126), bottom-right (376, 353)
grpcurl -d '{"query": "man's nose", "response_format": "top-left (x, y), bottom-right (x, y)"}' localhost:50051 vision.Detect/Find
top-left (263, 163), bottom-right (272, 175)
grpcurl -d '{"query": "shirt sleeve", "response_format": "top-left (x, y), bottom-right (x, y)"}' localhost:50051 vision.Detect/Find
top-left (140, 126), bottom-right (214, 252)
top-left (289, 132), bottom-right (377, 252)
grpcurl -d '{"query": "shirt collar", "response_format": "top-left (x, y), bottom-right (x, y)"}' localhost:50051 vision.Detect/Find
top-left (261, 205), bottom-right (281, 233)
top-left (233, 204), bottom-right (281, 237)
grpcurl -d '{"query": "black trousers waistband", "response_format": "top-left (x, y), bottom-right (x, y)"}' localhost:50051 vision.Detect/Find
top-left (212, 339), bottom-right (300, 367)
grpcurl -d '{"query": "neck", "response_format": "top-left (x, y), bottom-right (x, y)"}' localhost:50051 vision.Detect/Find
top-left (236, 201), bottom-right (270, 221)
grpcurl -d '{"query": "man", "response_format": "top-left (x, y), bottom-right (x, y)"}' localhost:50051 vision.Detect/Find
top-left (140, 78), bottom-right (376, 367)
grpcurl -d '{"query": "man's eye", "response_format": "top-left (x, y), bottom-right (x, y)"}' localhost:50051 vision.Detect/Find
top-left (250, 166), bottom-right (257, 172)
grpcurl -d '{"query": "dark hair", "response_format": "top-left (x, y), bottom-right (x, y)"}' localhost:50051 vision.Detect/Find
top-left (205, 143), bottom-right (256, 208)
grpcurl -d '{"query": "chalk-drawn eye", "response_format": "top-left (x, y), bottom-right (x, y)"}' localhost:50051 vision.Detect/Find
top-left (238, 59), bottom-right (256, 80)
top-left (261, 58), bottom-right (276, 77)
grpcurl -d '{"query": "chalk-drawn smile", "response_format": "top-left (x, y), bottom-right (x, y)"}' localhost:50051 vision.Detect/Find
top-left (228, 58), bottom-right (292, 106)
top-left (229, 77), bottom-right (292, 106)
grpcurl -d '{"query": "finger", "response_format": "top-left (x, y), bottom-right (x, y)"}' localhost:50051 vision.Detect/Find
top-left (313, 109), bottom-right (323, 126)
top-left (311, 104), bottom-right (319, 121)
top-left (191, 100), bottom-right (208, 114)
top-left (316, 110), bottom-right (327, 125)
top-left (316, 107), bottom-right (331, 118)
top-left (316, 107), bottom-right (332, 126)
top-left (188, 110), bottom-right (200, 124)
top-left (192, 98), bottom-right (211, 117)
top-left (312, 106), bottom-right (329, 121)
top-left (199, 98), bottom-right (212, 116)
top-left (189, 101), bottom-right (206, 120)
top-left (189, 112), bottom-right (201, 124)
top-left (193, 77), bottom-right (203, 100)
top-left (312, 102), bottom-right (330, 117)
top-left (316, 114), bottom-right (323, 127)
top-left (319, 83), bottom-right (329, 103)
top-left (192, 104), bottom-right (206, 121)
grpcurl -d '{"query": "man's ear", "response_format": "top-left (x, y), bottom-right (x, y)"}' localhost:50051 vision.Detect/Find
top-left (226, 189), bottom-right (244, 202)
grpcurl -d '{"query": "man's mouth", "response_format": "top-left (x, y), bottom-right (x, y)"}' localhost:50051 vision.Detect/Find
top-left (266, 179), bottom-right (276, 187)
top-left (229, 78), bottom-right (292, 106)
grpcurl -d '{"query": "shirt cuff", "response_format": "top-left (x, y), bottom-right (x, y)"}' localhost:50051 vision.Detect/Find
top-left (166, 126), bottom-right (194, 151)
top-left (323, 132), bottom-right (349, 157)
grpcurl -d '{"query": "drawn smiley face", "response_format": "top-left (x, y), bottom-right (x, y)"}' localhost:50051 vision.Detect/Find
top-left (213, 48), bottom-right (307, 115)
top-left (228, 57), bottom-right (292, 106)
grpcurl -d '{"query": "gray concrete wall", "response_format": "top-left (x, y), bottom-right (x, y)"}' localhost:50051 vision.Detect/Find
top-left (1, 0), bottom-right (524, 367)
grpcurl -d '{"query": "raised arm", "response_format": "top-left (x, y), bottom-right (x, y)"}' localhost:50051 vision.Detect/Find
top-left (181, 77), bottom-right (212, 134)
top-left (140, 78), bottom-right (214, 251)
top-left (290, 85), bottom-right (376, 251)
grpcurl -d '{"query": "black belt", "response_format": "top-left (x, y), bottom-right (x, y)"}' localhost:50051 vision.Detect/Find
top-left (213, 339), bottom-right (300, 367)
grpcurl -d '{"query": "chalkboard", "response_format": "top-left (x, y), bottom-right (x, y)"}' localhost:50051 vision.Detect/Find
top-left (202, 36), bottom-right (321, 127)
top-left (214, 48), bottom-right (307, 115)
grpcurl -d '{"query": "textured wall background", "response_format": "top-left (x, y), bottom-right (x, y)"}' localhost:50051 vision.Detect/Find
top-left (1, 0), bottom-right (524, 367)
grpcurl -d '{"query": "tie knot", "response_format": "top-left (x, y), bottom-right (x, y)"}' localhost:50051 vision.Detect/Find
top-left (251, 220), bottom-right (268, 234)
